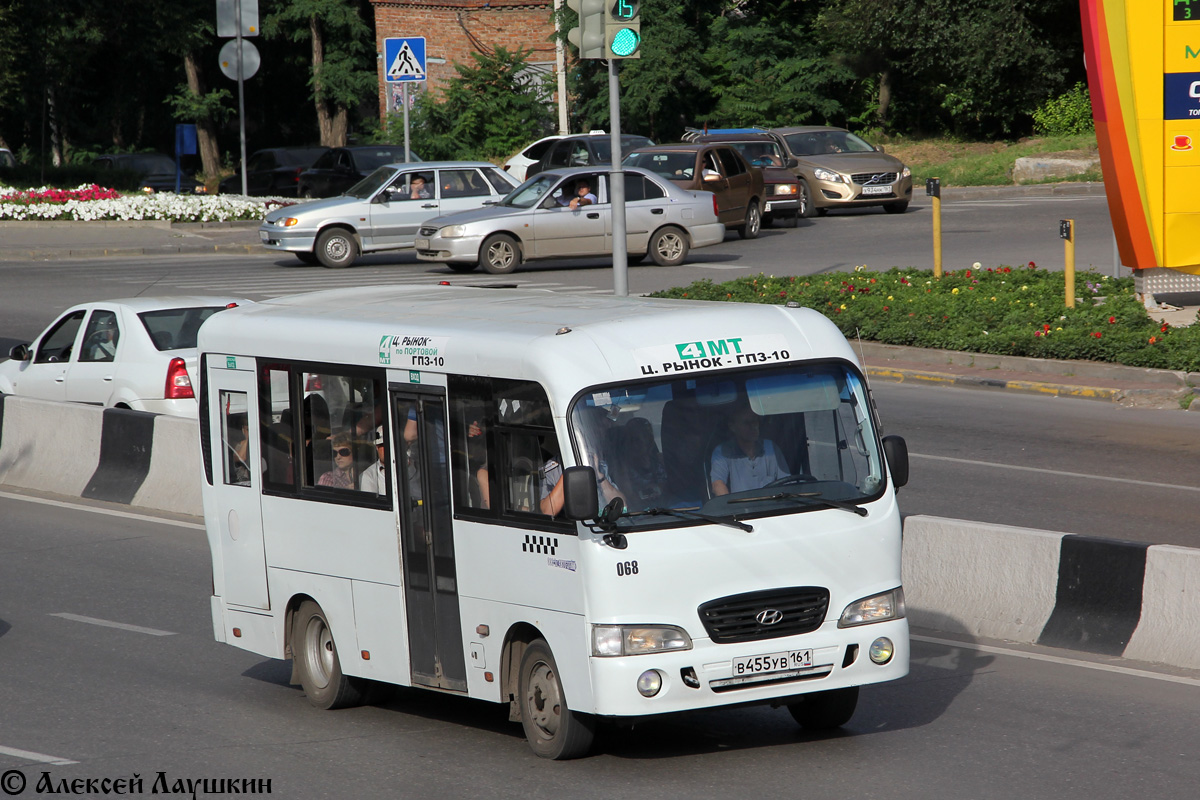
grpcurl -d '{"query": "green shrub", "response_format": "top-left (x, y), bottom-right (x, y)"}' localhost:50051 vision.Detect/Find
top-left (1032, 83), bottom-right (1094, 136)
top-left (651, 266), bottom-right (1200, 371)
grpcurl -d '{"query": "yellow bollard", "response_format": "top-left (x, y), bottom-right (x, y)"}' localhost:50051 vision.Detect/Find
top-left (1060, 219), bottom-right (1075, 308)
top-left (928, 178), bottom-right (942, 278)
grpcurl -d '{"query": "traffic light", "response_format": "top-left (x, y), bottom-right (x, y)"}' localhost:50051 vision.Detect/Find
top-left (606, 0), bottom-right (641, 59)
top-left (567, 0), bottom-right (607, 60)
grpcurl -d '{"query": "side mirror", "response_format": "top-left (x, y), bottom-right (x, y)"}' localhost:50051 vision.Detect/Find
top-left (702, 169), bottom-right (722, 182)
top-left (9, 343), bottom-right (30, 361)
top-left (785, 158), bottom-right (799, 169)
top-left (875, 144), bottom-right (886, 153)
top-left (882, 435), bottom-right (909, 489)
top-left (562, 466), bottom-right (599, 521)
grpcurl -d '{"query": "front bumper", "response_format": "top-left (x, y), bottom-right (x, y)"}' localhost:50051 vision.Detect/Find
top-left (259, 225), bottom-right (318, 253)
top-left (587, 617), bottom-right (908, 718)
top-left (813, 177), bottom-right (914, 208)
top-left (763, 197), bottom-right (799, 215)
top-left (415, 233), bottom-right (487, 264)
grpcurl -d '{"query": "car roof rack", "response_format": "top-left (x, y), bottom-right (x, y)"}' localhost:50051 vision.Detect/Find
top-left (681, 126), bottom-right (771, 141)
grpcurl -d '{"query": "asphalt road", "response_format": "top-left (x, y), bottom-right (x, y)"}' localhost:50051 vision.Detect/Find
top-left (0, 492), bottom-right (1197, 799)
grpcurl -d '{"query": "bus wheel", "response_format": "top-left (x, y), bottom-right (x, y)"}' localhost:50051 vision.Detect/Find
top-left (518, 639), bottom-right (595, 759)
top-left (292, 600), bottom-right (365, 710)
top-left (786, 686), bottom-right (859, 730)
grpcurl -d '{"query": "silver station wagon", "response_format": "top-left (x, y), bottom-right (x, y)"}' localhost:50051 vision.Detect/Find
top-left (413, 166), bottom-right (725, 274)
top-left (258, 160), bottom-right (520, 268)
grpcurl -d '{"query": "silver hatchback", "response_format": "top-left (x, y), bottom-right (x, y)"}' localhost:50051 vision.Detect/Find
top-left (413, 166), bottom-right (725, 274)
top-left (258, 161), bottom-right (520, 268)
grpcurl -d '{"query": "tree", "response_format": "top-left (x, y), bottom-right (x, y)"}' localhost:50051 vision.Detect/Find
top-left (398, 47), bottom-right (555, 162)
top-left (263, 0), bottom-right (377, 147)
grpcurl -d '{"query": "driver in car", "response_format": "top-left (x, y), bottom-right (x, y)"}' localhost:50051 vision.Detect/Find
top-left (710, 403), bottom-right (789, 495)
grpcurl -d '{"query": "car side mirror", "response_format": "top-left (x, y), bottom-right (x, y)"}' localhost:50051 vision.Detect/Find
top-left (9, 343), bottom-right (31, 361)
top-left (562, 466), bottom-right (600, 521)
top-left (702, 169), bottom-right (722, 182)
top-left (882, 435), bottom-right (909, 489)
top-left (785, 158), bottom-right (798, 169)
top-left (875, 145), bottom-right (886, 153)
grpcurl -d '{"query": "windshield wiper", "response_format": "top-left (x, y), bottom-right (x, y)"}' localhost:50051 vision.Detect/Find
top-left (729, 491), bottom-right (868, 517)
top-left (634, 507), bottom-right (754, 532)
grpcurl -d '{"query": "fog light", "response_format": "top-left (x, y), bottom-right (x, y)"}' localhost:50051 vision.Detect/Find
top-left (869, 637), bottom-right (894, 665)
top-left (636, 670), bottom-right (662, 697)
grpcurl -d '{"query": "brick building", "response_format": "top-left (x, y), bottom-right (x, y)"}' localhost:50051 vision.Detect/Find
top-left (371, 0), bottom-right (560, 120)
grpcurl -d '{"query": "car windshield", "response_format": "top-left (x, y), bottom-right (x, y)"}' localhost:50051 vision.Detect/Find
top-left (500, 174), bottom-right (559, 208)
top-left (346, 167), bottom-right (396, 199)
top-left (139, 306), bottom-right (230, 351)
top-left (623, 151), bottom-right (695, 180)
top-left (569, 362), bottom-right (885, 529)
top-left (783, 131), bottom-right (877, 157)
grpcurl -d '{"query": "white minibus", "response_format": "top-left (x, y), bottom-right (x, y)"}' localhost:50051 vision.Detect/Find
top-left (197, 285), bottom-right (910, 759)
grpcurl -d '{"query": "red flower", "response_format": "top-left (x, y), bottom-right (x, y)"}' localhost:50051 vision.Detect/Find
top-left (778, 291), bottom-right (787, 298)
top-left (883, 306), bottom-right (890, 311)
top-left (965, 269), bottom-right (972, 277)
top-left (1028, 261), bottom-right (1037, 268)
top-left (1149, 336), bottom-right (1158, 344)
top-left (1043, 324), bottom-right (1050, 331)
top-left (1161, 323), bottom-right (1170, 332)
top-left (1091, 332), bottom-right (1102, 338)
top-left (1035, 331), bottom-right (1044, 337)
top-left (1108, 316), bottom-right (1116, 324)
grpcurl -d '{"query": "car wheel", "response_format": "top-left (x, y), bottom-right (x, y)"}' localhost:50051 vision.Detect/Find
top-left (447, 262), bottom-right (478, 273)
top-left (291, 600), bottom-right (366, 710)
top-left (649, 227), bottom-right (689, 267)
top-left (798, 180), bottom-right (816, 218)
top-left (738, 201), bottom-right (761, 240)
top-left (314, 228), bottom-right (358, 269)
top-left (480, 234), bottom-right (521, 275)
top-left (884, 200), bottom-right (910, 214)
top-left (518, 639), bottom-right (596, 759)
top-left (295, 252), bottom-right (320, 266)
top-left (787, 686), bottom-right (859, 730)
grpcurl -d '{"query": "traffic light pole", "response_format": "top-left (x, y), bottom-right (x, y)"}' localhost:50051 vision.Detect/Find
top-left (608, 59), bottom-right (628, 297)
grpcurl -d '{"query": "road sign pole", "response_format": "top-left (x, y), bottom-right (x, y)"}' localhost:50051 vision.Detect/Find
top-left (403, 83), bottom-right (411, 162)
top-left (608, 58), bottom-right (628, 297)
top-left (236, 0), bottom-right (248, 196)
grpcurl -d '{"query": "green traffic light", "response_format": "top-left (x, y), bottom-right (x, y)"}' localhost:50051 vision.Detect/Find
top-left (610, 27), bottom-right (640, 57)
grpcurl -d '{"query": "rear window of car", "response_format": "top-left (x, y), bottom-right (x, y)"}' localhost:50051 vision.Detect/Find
top-left (139, 306), bottom-right (230, 351)
top-left (624, 151), bottom-right (695, 180)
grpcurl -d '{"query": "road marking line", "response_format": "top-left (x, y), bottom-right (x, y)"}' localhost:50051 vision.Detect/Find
top-left (0, 745), bottom-right (78, 765)
top-left (910, 453), bottom-right (1200, 493)
top-left (912, 635), bottom-right (1200, 687)
top-left (50, 613), bottom-right (176, 637)
top-left (0, 490), bottom-right (204, 529)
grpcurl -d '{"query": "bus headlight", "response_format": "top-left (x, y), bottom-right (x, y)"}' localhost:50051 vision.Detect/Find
top-left (439, 225), bottom-right (467, 239)
top-left (838, 588), bottom-right (905, 628)
top-left (637, 670), bottom-right (663, 697)
top-left (592, 625), bottom-right (693, 657)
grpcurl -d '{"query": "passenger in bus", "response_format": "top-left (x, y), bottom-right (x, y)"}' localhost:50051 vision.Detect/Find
top-left (360, 426), bottom-right (387, 495)
top-left (318, 431), bottom-right (358, 489)
top-left (468, 419), bottom-right (490, 509)
top-left (540, 407), bottom-right (623, 516)
top-left (710, 404), bottom-right (789, 496)
top-left (613, 417), bottom-right (666, 509)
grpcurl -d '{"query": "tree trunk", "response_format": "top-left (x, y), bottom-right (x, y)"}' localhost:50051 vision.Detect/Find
top-left (183, 50), bottom-right (222, 190)
top-left (877, 68), bottom-right (893, 126)
top-left (47, 85), bottom-right (63, 167)
top-left (311, 16), bottom-right (341, 146)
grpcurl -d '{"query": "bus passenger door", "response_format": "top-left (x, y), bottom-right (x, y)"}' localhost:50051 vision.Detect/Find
top-left (393, 390), bottom-right (467, 692)
top-left (207, 363), bottom-right (269, 609)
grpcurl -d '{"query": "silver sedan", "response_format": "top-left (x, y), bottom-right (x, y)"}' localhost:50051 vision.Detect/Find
top-left (413, 166), bottom-right (725, 274)
top-left (258, 161), bottom-right (520, 268)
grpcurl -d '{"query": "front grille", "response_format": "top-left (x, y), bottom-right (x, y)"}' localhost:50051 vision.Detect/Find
top-left (698, 586), bottom-right (830, 644)
top-left (852, 172), bottom-right (898, 185)
top-left (418, 226), bottom-right (438, 237)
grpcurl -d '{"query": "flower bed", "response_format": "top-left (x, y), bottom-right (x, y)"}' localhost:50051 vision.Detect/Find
top-left (652, 264), bottom-right (1200, 372)
top-left (0, 184), bottom-right (290, 223)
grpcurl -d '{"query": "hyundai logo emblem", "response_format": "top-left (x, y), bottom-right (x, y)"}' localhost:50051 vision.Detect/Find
top-left (755, 608), bottom-right (784, 626)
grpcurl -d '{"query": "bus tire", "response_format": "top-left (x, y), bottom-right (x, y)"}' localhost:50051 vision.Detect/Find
top-left (518, 639), bottom-right (595, 759)
top-left (315, 228), bottom-right (358, 269)
top-left (480, 234), bottom-right (521, 274)
top-left (786, 685), bottom-right (859, 730)
top-left (292, 600), bottom-right (366, 710)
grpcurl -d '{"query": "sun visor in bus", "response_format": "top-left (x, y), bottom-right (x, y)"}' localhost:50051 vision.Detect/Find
top-left (746, 373), bottom-right (841, 414)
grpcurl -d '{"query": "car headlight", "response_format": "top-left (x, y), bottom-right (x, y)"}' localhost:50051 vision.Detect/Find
top-left (439, 225), bottom-right (467, 239)
top-left (772, 184), bottom-right (798, 196)
top-left (813, 167), bottom-right (844, 183)
top-left (901, 166), bottom-right (911, 179)
top-left (279, 217), bottom-right (300, 228)
top-left (592, 625), bottom-right (693, 657)
top-left (838, 588), bottom-right (905, 628)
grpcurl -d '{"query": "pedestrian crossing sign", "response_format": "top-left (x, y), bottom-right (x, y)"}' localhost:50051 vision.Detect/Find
top-left (384, 37), bottom-right (427, 83)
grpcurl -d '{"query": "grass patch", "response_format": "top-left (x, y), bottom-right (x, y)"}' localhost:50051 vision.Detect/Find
top-left (878, 134), bottom-right (1099, 187)
top-left (652, 265), bottom-right (1200, 371)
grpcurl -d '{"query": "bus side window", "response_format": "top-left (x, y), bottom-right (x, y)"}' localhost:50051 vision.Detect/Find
top-left (220, 391), bottom-right (251, 486)
top-left (261, 366), bottom-right (294, 488)
top-left (448, 380), bottom-right (492, 511)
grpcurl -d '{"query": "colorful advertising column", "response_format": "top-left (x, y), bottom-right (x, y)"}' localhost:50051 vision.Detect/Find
top-left (1081, 0), bottom-right (1200, 301)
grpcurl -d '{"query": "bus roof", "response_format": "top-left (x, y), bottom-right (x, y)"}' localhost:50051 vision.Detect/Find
top-left (198, 285), bottom-right (858, 404)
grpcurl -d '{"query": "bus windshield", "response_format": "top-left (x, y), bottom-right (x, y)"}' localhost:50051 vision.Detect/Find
top-left (568, 362), bottom-right (885, 527)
